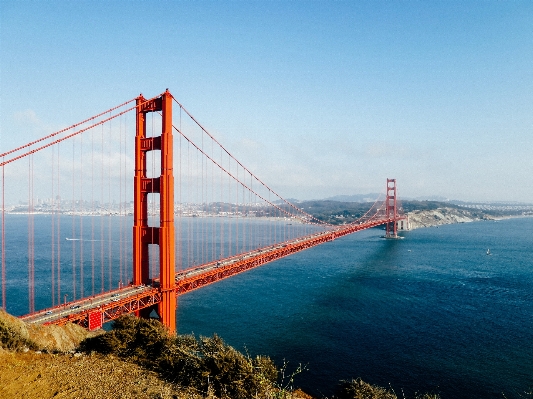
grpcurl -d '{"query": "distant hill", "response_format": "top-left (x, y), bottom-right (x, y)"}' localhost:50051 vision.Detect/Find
top-left (273, 198), bottom-right (300, 204)
top-left (322, 193), bottom-right (381, 202)
top-left (294, 199), bottom-right (533, 226)
top-left (322, 194), bottom-right (452, 203)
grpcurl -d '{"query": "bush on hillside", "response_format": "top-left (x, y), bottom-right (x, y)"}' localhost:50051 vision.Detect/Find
top-left (199, 334), bottom-right (278, 399)
top-left (334, 378), bottom-right (397, 399)
top-left (79, 315), bottom-right (278, 399)
top-left (334, 378), bottom-right (441, 399)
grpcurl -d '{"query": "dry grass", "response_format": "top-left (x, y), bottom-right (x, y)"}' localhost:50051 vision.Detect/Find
top-left (0, 350), bottom-right (198, 399)
top-left (0, 349), bottom-right (318, 399)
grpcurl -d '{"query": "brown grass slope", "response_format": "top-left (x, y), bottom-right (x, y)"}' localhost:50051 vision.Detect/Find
top-left (0, 351), bottom-right (186, 399)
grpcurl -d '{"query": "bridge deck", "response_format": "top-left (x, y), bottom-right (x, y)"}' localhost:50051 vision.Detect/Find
top-left (20, 217), bottom-right (401, 329)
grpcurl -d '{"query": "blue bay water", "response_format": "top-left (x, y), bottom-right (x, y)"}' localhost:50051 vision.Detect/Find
top-left (176, 218), bottom-right (533, 398)
top-left (2, 215), bottom-right (533, 397)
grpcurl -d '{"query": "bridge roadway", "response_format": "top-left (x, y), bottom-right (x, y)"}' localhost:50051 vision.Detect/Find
top-left (20, 217), bottom-right (398, 329)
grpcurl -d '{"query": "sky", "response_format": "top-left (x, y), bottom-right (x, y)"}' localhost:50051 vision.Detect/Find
top-left (1, 1), bottom-right (532, 203)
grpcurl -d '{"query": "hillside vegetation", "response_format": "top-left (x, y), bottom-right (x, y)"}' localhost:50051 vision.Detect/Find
top-left (79, 315), bottom-right (280, 399)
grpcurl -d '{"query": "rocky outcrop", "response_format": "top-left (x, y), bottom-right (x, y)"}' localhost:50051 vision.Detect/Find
top-left (407, 207), bottom-right (494, 229)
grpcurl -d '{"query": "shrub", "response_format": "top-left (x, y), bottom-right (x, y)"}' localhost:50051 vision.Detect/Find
top-left (199, 334), bottom-right (277, 399)
top-left (80, 315), bottom-right (173, 364)
top-left (334, 378), bottom-right (397, 399)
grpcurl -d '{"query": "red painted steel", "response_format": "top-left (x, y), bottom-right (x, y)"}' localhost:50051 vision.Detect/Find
top-left (158, 90), bottom-right (176, 333)
top-left (8, 89), bottom-right (407, 332)
top-left (88, 310), bottom-right (103, 331)
top-left (42, 288), bottom-right (162, 328)
top-left (385, 178), bottom-right (399, 238)
top-left (26, 178), bottom-right (405, 331)
top-left (133, 90), bottom-right (176, 333)
top-left (36, 219), bottom-right (393, 329)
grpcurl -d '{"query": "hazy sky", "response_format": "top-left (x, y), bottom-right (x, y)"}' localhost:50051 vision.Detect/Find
top-left (1, 1), bottom-right (532, 202)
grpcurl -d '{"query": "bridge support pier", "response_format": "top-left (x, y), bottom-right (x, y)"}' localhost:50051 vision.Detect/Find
top-left (133, 90), bottom-right (176, 334)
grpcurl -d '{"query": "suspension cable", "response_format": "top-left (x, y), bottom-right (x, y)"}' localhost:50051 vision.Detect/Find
top-left (170, 97), bottom-right (329, 227)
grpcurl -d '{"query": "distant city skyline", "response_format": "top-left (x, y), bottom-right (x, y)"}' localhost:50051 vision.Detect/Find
top-left (1, 1), bottom-right (532, 203)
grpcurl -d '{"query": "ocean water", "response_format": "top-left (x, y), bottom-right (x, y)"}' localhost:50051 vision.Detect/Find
top-left (176, 218), bottom-right (533, 398)
top-left (2, 215), bottom-right (533, 398)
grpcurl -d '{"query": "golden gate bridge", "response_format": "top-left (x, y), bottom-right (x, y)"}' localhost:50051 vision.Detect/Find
top-left (1, 90), bottom-right (405, 334)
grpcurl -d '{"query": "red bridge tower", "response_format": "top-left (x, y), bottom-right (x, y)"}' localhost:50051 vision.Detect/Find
top-left (385, 178), bottom-right (399, 238)
top-left (133, 90), bottom-right (176, 333)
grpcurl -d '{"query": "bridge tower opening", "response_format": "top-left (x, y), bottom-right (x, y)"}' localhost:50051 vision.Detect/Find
top-left (385, 178), bottom-right (399, 238)
top-left (133, 90), bottom-right (176, 333)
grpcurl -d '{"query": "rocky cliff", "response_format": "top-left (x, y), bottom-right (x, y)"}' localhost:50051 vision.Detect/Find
top-left (407, 207), bottom-right (494, 229)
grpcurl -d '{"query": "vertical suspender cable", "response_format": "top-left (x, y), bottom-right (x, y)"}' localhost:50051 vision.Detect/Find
top-left (122, 112), bottom-right (127, 286)
top-left (57, 144), bottom-right (61, 305)
top-left (1, 159), bottom-right (5, 310)
top-left (51, 147), bottom-right (55, 306)
top-left (187, 141), bottom-right (191, 268)
top-left (200, 132), bottom-right (203, 265)
top-left (249, 173), bottom-right (252, 252)
top-left (108, 112), bottom-right (112, 289)
top-left (235, 163), bottom-right (239, 255)
top-left (244, 173), bottom-right (247, 253)
top-left (269, 189), bottom-right (272, 246)
top-left (203, 132), bottom-right (207, 264)
top-left (71, 138), bottom-right (76, 300)
top-left (119, 112), bottom-right (123, 287)
top-left (28, 153), bottom-right (34, 313)
top-left (31, 154), bottom-right (35, 312)
top-left (228, 155), bottom-right (231, 257)
top-left (195, 143), bottom-right (199, 265)
top-left (220, 146), bottom-right (224, 260)
top-left (211, 138), bottom-right (215, 262)
top-left (201, 132), bottom-right (204, 265)
top-left (91, 119), bottom-right (95, 296)
top-left (100, 123), bottom-right (105, 293)
top-left (80, 129), bottom-right (84, 298)
top-left (203, 133), bottom-right (207, 264)
top-left (32, 156), bottom-right (35, 311)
